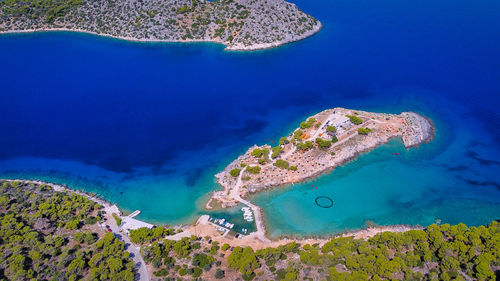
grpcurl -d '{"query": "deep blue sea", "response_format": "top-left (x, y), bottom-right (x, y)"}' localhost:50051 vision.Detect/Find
top-left (1, 0), bottom-right (499, 237)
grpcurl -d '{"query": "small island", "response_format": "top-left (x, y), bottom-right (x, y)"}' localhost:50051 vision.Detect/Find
top-left (0, 0), bottom-right (321, 50)
top-left (209, 107), bottom-right (434, 209)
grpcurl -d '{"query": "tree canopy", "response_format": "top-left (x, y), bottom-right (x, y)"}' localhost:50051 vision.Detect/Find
top-left (0, 180), bottom-right (135, 280)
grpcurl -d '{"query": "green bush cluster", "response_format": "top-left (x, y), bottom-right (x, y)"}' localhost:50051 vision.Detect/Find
top-left (358, 127), bottom-right (372, 135)
top-left (300, 118), bottom-right (316, 129)
top-left (271, 146), bottom-right (283, 159)
top-left (251, 147), bottom-right (270, 165)
top-left (129, 226), bottom-right (176, 244)
top-left (296, 141), bottom-right (314, 151)
top-left (246, 166), bottom-right (261, 174)
top-left (142, 236), bottom-right (218, 279)
top-left (326, 125), bottom-right (337, 133)
top-left (346, 115), bottom-right (363, 125)
top-left (279, 137), bottom-right (289, 145)
top-left (228, 246), bottom-right (260, 280)
top-left (293, 129), bottom-right (303, 141)
top-left (315, 137), bottom-right (332, 149)
top-left (230, 168), bottom-right (241, 177)
top-left (273, 159), bottom-right (290, 170)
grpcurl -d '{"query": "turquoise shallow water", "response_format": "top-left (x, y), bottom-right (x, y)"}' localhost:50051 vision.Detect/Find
top-left (1, 0), bottom-right (499, 236)
top-left (252, 100), bottom-right (500, 237)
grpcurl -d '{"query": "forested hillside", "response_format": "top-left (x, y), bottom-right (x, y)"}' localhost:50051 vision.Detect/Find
top-left (0, 180), bottom-right (135, 280)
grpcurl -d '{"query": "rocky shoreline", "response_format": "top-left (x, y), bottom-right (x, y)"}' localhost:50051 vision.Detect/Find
top-left (0, 0), bottom-right (321, 51)
top-left (400, 112), bottom-right (435, 148)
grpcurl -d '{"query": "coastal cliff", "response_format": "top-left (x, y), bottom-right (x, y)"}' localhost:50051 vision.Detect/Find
top-left (209, 108), bottom-right (434, 208)
top-left (0, 0), bottom-right (321, 50)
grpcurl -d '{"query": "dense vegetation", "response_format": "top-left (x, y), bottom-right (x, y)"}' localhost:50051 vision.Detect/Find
top-left (141, 221), bottom-right (500, 280)
top-left (141, 236), bottom-right (222, 279)
top-left (234, 222), bottom-right (500, 281)
top-left (129, 226), bottom-right (178, 244)
top-left (0, 180), bottom-right (135, 280)
top-left (1, 0), bottom-right (83, 23)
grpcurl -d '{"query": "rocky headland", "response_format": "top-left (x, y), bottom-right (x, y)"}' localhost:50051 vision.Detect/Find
top-left (0, 0), bottom-right (321, 50)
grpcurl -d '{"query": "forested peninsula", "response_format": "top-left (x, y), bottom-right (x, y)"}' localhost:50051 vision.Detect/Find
top-left (0, 0), bottom-right (321, 50)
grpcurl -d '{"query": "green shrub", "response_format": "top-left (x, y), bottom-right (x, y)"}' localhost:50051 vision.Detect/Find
top-left (315, 138), bottom-right (332, 149)
top-left (296, 141), bottom-right (314, 151)
top-left (293, 129), bottom-right (303, 140)
top-left (300, 118), bottom-right (316, 129)
top-left (326, 125), bottom-right (337, 133)
top-left (274, 160), bottom-right (290, 170)
top-left (246, 166), bottom-right (261, 174)
top-left (346, 115), bottom-right (363, 125)
top-left (251, 148), bottom-right (264, 158)
top-left (192, 267), bottom-right (203, 277)
top-left (279, 137), bottom-right (289, 145)
top-left (65, 219), bottom-right (79, 230)
top-left (215, 269), bottom-right (225, 279)
top-left (358, 128), bottom-right (372, 135)
top-left (271, 146), bottom-right (283, 158)
top-left (230, 168), bottom-right (241, 177)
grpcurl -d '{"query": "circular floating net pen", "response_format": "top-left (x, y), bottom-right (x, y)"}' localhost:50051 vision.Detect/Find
top-left (315, 196), bottom-right (334, 208)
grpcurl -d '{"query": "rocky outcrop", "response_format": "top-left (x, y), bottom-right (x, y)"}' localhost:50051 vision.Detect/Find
top-left (401, 112), bottom-right (435, 148)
